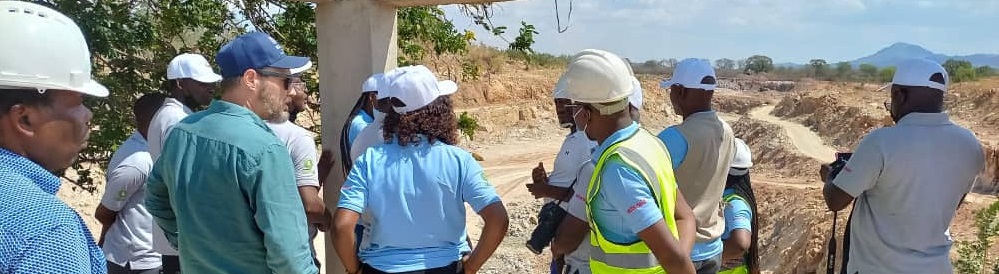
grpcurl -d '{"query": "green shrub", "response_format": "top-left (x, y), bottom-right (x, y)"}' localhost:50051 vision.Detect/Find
top-left (457, 112), bottom-right (480, 141)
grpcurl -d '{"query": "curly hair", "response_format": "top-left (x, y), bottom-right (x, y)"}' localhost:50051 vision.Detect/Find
top-left (382, 95), bottom-right (458, 146)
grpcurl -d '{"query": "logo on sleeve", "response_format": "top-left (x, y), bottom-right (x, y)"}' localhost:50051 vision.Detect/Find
top-left (304, 159), bottom-right (314, 172)
top-left (116, 189), bottom-right (128, 201)
top-left (627, 199), bottom-right (648, 214)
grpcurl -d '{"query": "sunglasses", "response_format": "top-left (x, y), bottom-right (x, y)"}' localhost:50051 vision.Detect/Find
top-left (256, 69), bottom-right (300, 90)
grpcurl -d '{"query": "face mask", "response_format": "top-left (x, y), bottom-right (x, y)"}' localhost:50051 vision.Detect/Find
top-left (572, 106), bottom-right (593, 140)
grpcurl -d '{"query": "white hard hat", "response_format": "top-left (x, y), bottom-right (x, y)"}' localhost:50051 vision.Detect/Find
top-left (730, 138), bottom-right (753, 175)
top-left (0, 1), bottom-right (107, 97)
top-left (555, 49), bottom-right (634, 105)
top-left (628, 76), bottom-right (643, 109)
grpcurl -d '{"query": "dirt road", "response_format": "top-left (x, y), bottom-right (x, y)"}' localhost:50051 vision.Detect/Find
top-left (749, 106), bottom-right (837, 162)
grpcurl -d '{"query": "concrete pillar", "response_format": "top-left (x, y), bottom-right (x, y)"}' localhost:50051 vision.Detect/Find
top-left (315, 1), bottom-right (397, 273)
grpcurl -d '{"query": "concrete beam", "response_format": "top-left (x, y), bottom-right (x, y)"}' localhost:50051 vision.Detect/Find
top-left (377, 0), bottom-right (513, 7)
top-left (316, 1), bottom-right (397, 273)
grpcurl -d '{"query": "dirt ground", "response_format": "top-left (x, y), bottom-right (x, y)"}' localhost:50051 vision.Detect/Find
top-left (55, 63), bottom-right (999, 273)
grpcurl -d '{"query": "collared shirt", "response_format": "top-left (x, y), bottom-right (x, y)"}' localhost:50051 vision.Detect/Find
top-left (0, 148), bottom-right (106, 273)
top-left (588, 122), bottom-right (665, 244)
top-left (565, 161), bottom-right (596, 274)
top-left (338, 135), bottom-right (502, 273)
top-left (832, 112), bottom-right (984, 274)
top-left (146, 97), bottom-right (191, 256)
top-left (552, 130), bottom-right (597, 273)
top-left (720, 189), bottom-right (752, 240)
top-left (146, 100), bottom-right (317, 274)
top-left (147, 97), bottom-right (192, 161)
top-left (268, 121), bottom-right (320, 187)
top-left (100, 132), bottom-right (161, 270)
top-left (347, 111), bottom-right (375, 150)
top-left (720, 188), bottom-right (752, 270)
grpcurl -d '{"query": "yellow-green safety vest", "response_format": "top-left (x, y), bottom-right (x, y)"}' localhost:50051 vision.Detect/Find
top-left (585, 128), bottom-right (680, 274)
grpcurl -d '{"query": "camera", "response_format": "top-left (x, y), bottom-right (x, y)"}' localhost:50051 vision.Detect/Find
top-left (526, 202), bottom-right (569, 255)
top-left (827, 152), bottom-right (853, 181)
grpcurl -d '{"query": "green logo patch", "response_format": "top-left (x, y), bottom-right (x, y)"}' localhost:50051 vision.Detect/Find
top-left (304, 159), bottom-right (314, 172)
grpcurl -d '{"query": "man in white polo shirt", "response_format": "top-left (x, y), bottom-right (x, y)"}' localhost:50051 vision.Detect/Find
top-left (822, 58), bottom-right (985, 273)
top-left (96, 93), bottom-right (168, 274)
top-left (266, 61), bottom-right (327, 269)
top-left (146, 53), bottom-right (222, 273)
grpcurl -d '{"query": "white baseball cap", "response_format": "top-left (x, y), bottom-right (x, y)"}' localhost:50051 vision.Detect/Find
top-left (628, 76), bottom-right (643, 109)
top-left (290, 60), bottom-right (313, 75)
top-left (362, 73), bottom-right (383, 93)
top-left (730, 138), bottom-right (753, 175)
top-left (166, 53), bottom-right (222, 83)
top-left (660, 58), bottom-right (716, 91)
top-left (381, 65), bottom-right (457, 114)
top-left (892, 58), bottom-right (949, 92)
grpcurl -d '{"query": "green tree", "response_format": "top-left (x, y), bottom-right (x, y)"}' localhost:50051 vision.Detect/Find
top-left (715, 58), bottom-right (736, 71)
top-left (878, 66), bottom-right (897, 83)
top-left (944, 59), bottom-right (978, 83)
top-left (744, 55), bottom-right (774, 74)
top-left (976, 66), bottom-right (995, 78)
top-left (835, 62), bottom-right (853, 80)
top-left (809, 59), bottom-right (828, 77)
top-left (40, 1), bottom-right (527, 191)
top-left (858, 64), bottom-right (879, 82)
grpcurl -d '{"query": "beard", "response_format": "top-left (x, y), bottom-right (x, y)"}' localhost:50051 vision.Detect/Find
top-left (260, 86), bottom-right (290, 123)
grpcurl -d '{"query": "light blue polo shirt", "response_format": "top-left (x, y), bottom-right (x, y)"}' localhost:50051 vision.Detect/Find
top-left (347, 111), bottom-right (374, 149)
top-left (338, 135), bottom-right (501, 273)
top-left (657, 126), bottom-right (724, 262)
top-left (721, 188), bottom-right (752, 240)
top-left (588, 122), bottom-right (666, 244)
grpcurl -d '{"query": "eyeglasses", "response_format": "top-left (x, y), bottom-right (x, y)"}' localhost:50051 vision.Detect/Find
top-left (256, 69), bottom-right (300, 90)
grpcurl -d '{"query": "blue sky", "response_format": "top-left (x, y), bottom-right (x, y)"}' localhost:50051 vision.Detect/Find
top-left (441, 0), bottom-right (999, 64)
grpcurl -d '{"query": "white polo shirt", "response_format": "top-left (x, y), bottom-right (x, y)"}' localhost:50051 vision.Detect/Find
top-left (552, 130), bottom-right (597, 274)
top-left (147, 97), bottom-right (191, 256)
top-left (267, 121), bottom-right (320, 187)
top-left (147, 98), bottom-right (193, 161)
top-left (100, 132), bottom-right (161, 270)
top-left (832, 112), bottom-right (985, 274)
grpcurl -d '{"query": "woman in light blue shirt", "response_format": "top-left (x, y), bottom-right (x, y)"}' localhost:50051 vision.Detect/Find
top-left (334, 66), bottom-right (509, 274)
top-left (720, 139), bottom-right (759, 274)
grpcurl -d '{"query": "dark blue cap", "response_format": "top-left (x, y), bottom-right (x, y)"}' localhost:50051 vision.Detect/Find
top-left (215, 32), bottom-right (310, 78)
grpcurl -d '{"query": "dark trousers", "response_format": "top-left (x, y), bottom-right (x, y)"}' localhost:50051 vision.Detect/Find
top-left (106, 261), bottom-right (160, 274)
top-left (161, 255), bottom-right (181, 274)
top-left (693, 252), bottom-right (723, 274)
top-left (362, 261), bottom-right (463, 274)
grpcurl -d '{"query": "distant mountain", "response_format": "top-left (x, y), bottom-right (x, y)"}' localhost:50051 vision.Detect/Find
top-left (849, 42), bottom-right (999, 68)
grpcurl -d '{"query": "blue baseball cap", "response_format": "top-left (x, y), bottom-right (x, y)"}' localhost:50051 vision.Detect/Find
top-left (215, 32), bottom-right (310, 78)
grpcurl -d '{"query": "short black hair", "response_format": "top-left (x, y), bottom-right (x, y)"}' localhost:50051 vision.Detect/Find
top-left (133, 93), bottom-right (168, 127)
top-left (0, 88), bottom-right (54, 117)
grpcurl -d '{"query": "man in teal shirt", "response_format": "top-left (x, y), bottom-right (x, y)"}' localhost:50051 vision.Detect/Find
top-left (146, 32), bottom-right (317, 274)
